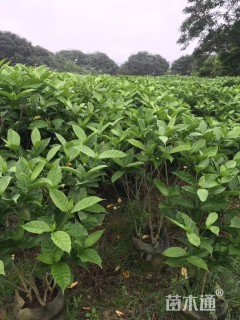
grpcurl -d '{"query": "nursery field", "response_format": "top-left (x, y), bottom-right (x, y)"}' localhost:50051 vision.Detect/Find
top-left (1, 62), bottom-right (240, 319)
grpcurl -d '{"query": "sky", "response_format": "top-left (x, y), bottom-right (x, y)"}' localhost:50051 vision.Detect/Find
top-left (0, 0), bottom-right (196, 64)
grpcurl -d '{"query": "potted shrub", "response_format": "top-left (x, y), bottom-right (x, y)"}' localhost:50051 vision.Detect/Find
top-left (0, 128), bottom-right (112, 319)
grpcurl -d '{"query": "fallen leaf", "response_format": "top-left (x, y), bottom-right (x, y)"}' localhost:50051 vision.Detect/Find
top-left (69, 281), bottom-right (78, 288)
top-left (122, 270), bottom-right (130, 279)
top-left (82, 306), bottom-right (91, 311)
top-left (115, 310), bottom-right (125, 317)
top-left (114, 265), bottom-right (121, 272)
top-left (33, 115), bottom-right (41, 120)
top-left (180, 267), bottom-right (188, 279)
top-left (117, 197), bottom-right (122, 204)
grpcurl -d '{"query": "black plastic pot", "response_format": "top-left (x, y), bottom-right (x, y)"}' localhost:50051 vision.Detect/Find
top-left (14, 289), bottom-right (67, 320)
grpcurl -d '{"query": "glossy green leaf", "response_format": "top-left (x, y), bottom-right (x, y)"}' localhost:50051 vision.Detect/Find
top-left (78, 248), bottom-right (102, 267)
top-left (21, 221), bottom-right (51, 234)
top-left (51, 231), bottom-right (71, 253)
top-left (197, 189), bottom-right (209, 202)
top-left (187, 256), bottom-right (208, 271)
top-left (0, 176), bottom-right (12, 194)
top-left (71, 196), bottom-right (102, 213)
top-left (162, 247), bottom-right (187, 257)
top-left (206, 212), bottom-right (218, 228)
top-left (51, 263), bottom-right (71, 292)
top-left (49, 189), bottom-right (71, 212)
top-left (84, 230), bottom-right (104, 248)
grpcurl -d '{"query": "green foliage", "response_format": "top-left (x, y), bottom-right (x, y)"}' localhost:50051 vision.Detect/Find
top-left (178, 0), bottom-right (240, 76)
top-left (171, 55), bottom-right (193, 75)
top-left (0, 62), bottom-right (240, 304)
top-left (0, 31), bottom-right (86, 74)
top-left (119, 51), bottom-right (169, 76)
top-left (56, 50), bottom-right (118, 75)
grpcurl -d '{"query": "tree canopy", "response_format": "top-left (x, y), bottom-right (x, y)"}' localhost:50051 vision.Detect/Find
top-left (171, 55), bottom-right (193, 75)
top-left (119, 51), bottom-right (169, 76)
top-left (56, 50), bottom-right (118, 74)
top-left (178, 0), bottom-right (240, 75)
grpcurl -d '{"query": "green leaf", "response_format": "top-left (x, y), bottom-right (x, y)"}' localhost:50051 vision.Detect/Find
top-left (72, 125), bottom-right (86, 141)
top-left (201, 198), bottom-right (227, 211)
top-left (198, 175), bottom-right (219, 189)
top-left (93, 91), bottom-right (102, 102)
top-left (49, 189), bottom-right (71, 212)
top-left (30, 178), bottom-right (53, 189)
top-left (31, 161), bottom-right (45, 181)
top-left (51, 231), bottom-right (71, 253)
top-left (227, 127), bottom-right (240, 138)
top-left (66, 222), bottom-right (88, 238)
top-left (195, 158), bottom-right (210, 172)
top-left (78, 248), bottom-right (102, 267)
top-left (165, 257), bottom-right (187, 267)
top-left (55, 133), bottom-right (66, 145)
top-left (98, 150), bottom-right (126, 159)
top-left (200, 239), bottom-right (213, 254)
top-left (71, 196), bottom-right (102, 213)
top-left (166, 217), bottom-right (186, 231)
top-left (154, 179), bottom-right (169, 197)
top-left (197, 189), bottom-right (209, 202)
top-left (0, 156), bottom-right (7, 173)
top-left (187, 256), bottom-right (208, 271)
top-left (21, 221), bottom-right (50, 234)
top-left (127, 139), bottom-right (145, 151)
top-left (230, 216), bottom-right (240, 228)
top-left (0, 260), bottom-right (5, 275)
top-left (47, 165), bottom-right (62, 186)
top-left (75, 145), bottom-right (95, 158)
top-left (111, 171), bottom-right (124, 183)
top-left (169, 144), bottom-right (191, 154)
top-left (0, 176), bottom-right (12, 195)
top-left (191, 139), bottom-right (206, 153)
top-left (162, 247), bottom-right (187, 257)
top-left (206, 212), bottom-right (218, 228)
top-left (84, 230), bottom-right (104, 248)
top-left (173, 171), bottom-right (195, 186)
top-left (209, 226), bottom-right (220, 236)
top-left (51, 263), bottom-right (71, 292)
top-left (187, 232), bottom-right (201, 247)
top-left (31, 127), bottom-right (41, 146)
top-left (87, 165), bottom-right (107, 174)
top-left (6, 129), bottom-right (20, 151)
top-left (46, 145), bottom-right (61, 161)
top-left (159, 136), bottom-right (168, 144)
top-left (37, 253), bottom-right (54, 265)
top-left (203, 146), bottom-right (218, 157)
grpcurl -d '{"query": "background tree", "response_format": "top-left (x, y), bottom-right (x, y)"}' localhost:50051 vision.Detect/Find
top-left (178, 0), bottom-right (240, 76)
top-left (84, 52), bottom-right (118, 75)
top-left (0, 31), bottom-right (34, 65)
top-left (56, 50), bottom-right (118, 74)
top-left (171, 55), bottom-right (193, 75)
top-left (0, 31), bottom-right (86, 73)
top-left (55, 50), bottom-right (86, 65)
top-left (119, 51), bottom-right (169, 76)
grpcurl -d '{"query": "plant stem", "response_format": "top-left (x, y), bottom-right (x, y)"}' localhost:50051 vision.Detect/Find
top-left (201, 271), bottom-right (209, 296)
